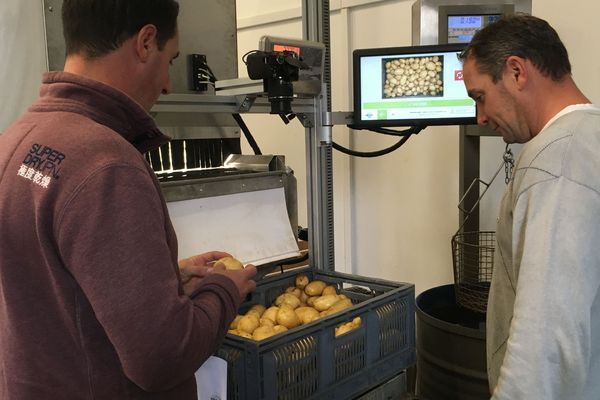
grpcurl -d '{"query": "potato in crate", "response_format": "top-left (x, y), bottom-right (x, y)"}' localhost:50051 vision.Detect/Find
top-left (217, 267), bottom-right (415, 400)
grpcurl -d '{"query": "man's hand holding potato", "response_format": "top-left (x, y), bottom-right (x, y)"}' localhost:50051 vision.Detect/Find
top-left (178, 252), bottom-right (257, 298)
top-left (211, 259), bottom-right (257, 300)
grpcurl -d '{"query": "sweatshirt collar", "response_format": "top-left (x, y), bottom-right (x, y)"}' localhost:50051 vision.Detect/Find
top-left (539, 103), bottom-right (600, 134)
top-left (33, 71), bottom-right (170, 153)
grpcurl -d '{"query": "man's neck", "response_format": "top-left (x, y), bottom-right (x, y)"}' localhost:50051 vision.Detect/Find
top-left (63, 45), bottom-right (148, 110)
top-left (64, 52), bottom-right (130, 92)
top-left (528, 75), bottom-right (591, 136)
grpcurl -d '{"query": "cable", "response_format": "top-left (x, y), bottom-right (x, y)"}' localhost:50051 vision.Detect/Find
top-left (332, 126), bottom-right (425, 158)
top-left (203, 65), bottom-right (217, 82)
top-left (332, 136), bottom-right (410, 157)
top-left (241, 50), bottom-right (258, 65)
top-left (370, 127), bottom-right (417, 136)
top-left (197, 67), bottom-right (216, 84)
top-left (201, 57), bottom-right (262, 156)
top-left (232, 113), bottom-right (262, 155)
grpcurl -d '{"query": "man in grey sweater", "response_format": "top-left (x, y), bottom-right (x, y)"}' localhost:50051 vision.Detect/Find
top-left (0, 0), bottom-right (256, 398)
top-left (460, 14), bottom-right (600, 399)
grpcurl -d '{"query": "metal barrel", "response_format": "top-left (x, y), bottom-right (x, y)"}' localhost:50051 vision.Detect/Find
top-left (416, 284), bottom-right (489, 400)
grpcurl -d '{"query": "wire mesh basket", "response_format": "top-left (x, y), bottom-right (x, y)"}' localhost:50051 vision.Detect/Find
top-left (451, 231), bottom-right (495, 313)
top-left (451, 146), bottom-right (513, 313)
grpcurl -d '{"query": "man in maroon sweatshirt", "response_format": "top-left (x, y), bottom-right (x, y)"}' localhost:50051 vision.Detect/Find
top-left (0, 1), bottom-right (257, 398)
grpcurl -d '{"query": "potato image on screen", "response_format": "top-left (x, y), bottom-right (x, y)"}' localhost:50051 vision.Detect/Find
top-left (382, 55), bottom-right (444, 98)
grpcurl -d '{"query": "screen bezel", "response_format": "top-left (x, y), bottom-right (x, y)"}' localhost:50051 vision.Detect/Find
top-left (352, 43), bottom-right (476, 128)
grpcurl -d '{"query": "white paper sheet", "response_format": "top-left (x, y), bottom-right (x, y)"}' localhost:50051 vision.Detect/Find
top-left (167, 187), bottom-right (300, 265)
top-left (195, 356), bottom-right (227, 400)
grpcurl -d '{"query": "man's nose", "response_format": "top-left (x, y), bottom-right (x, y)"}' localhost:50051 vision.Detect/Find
top-left (162, 77), bottom-right (172, 95)
top-left (477, 107), bottom-right (488, 125)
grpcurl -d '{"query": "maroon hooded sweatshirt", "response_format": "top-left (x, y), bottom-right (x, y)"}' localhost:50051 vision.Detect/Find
top-left (0, 72), bottom-right (241, 399)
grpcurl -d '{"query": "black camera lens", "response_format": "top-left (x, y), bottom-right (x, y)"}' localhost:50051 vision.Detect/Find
top-left (244, 50), bottom-right (306, 115)
top-left (266, 77), bottom-right (293, 114)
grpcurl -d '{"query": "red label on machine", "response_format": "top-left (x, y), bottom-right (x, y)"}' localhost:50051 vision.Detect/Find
top-left (454, 70), bottom-right (464, 80)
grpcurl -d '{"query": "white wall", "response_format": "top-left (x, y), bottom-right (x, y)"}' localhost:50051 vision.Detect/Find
top-left (533, 1), bottom-right (600, 103)
top-left (0, 0), bottom-right (47, 132)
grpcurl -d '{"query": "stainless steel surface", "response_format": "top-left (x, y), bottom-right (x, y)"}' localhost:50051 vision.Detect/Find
top-left (152, 93), bottom-right (315, 115)
top-left (217, 63), bottom-right (325, 98)
top-left (160, 169), bottom-right (298, 240)
top-left (411, 0), bottom-right (532, 46)
top-left (153, 112), bottom-right (240, 140)
top-left (43, 0), bottom-right (240, 140)
top-left (172, 0), bottom-right (238, 91)
top-left (325, 111), bottom-right (354, 126)
top-left (302, 0), bottom-right (335, 273)
top-left (161, 170), bottom-right (288, 200)
top-left (42, 0), bottom-right (238, 85)
top-left (161, 0), bottom-right (239, 140)
top-left (215, 77), bottom-right (263, 96)
top-left (43, 0), bottom-right (64, 72)
top-left (224, 154), bottom-right (286, 172)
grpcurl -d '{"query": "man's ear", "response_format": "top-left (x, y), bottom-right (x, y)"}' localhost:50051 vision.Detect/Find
top-left (504, 55), bottom-right (528, 90)
top-left (134, 24), bottom-right (158, 62)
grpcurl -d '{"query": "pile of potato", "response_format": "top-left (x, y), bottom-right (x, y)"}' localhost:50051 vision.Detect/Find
top-left (383, 56), bottom-right (444, 98)
top-left (228, 273), bottom-right (362, 341)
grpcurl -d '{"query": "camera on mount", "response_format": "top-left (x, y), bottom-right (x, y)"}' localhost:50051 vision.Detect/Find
top-left (245, 50), bottom-right (308, 115)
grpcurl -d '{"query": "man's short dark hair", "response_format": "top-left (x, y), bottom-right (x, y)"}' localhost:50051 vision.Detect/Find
top-left (459, 14), bottom-right (571, 83)
top-left (62, 0), bottom-right (179, 59)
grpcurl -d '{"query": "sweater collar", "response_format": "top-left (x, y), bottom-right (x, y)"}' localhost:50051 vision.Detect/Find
top-left (33, 71), bottom-right (170, 153)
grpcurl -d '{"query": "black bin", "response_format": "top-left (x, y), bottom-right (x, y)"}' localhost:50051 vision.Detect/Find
top-left (416, 284), bottom-right (489, 400)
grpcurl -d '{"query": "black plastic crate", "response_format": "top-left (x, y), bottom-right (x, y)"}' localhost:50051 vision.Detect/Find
top-left (217, 267), bottom-right (416, 400)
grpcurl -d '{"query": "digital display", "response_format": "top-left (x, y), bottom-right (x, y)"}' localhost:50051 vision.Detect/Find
top-left (448, 14), bottom-right (501, 43)
top-left (273, 44), bottom-right (301, 56)
top-left (352, 44), bottom-right (476, 127)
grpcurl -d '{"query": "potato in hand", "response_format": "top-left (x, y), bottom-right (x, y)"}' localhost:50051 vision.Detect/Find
top-left (214, 256), bottom-right (244, 270)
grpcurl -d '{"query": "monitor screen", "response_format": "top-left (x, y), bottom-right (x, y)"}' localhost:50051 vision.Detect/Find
top-left (447, 14), bottom-right (501, 43)
top-left (352, 43), bottom-right (476, 128)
